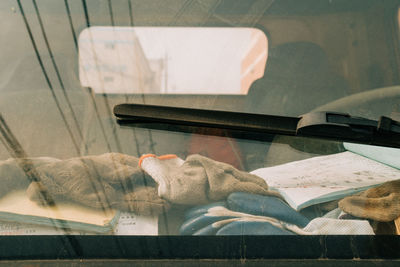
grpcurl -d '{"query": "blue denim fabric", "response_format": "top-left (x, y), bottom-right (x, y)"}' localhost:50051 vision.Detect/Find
top-left (227, 192), bottom-right (310, 227)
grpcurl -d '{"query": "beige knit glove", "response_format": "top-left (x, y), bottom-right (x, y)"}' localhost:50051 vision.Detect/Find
top-left (140, 154), bottom-right (282, 205)
top-left (0, 157), bottom-right (59, 198)
top-left (26, 153), bottom-right (169, 215)
top-left (339, 180), bottom-right (400, 222)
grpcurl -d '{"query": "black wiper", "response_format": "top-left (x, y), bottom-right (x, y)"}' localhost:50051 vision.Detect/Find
top-left (113, 104), bottom-right (400, 149)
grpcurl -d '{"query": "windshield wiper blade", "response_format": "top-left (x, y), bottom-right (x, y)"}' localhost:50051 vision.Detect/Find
top-left (114, 103), bottom-right (299, 135)
top-left (113, 104), bottom-right (400, 149)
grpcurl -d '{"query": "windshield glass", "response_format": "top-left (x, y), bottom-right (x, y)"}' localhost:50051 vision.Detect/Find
top-left (1, 0), bottom-right (400, 262)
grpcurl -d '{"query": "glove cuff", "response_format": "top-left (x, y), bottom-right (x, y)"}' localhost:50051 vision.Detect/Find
top-left (139, 154), bottom-right (185, 200)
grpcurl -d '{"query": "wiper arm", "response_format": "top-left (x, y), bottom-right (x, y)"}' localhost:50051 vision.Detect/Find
top-left (113, 104), bottom-right (400, 149)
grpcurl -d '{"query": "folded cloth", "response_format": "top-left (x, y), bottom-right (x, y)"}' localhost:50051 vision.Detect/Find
top-left (180, 205), bottom-right (307, 235)
top-left (180, 213), bottom-right (237, 235)
top-left (180, 202), bottom-right (235, 235)
top-left (323, 208), bottom-right (359, 220)
top-left (193, 224), bottom-right (222, 235)
top-left (184, 201), bottom-right (227, 220)
top-left (191, 217), bottom-right (290, 235)
top-left (323, 208), bottom-right (396, 234)
top-left (180, 199), bottom-right (374, 235)
top-left (24, 153), bottom-right (169, 215)
top-left (227, 192), bottom-right (310, 227)
top-left (188, 210), bottom-right (374, 235)
top-left (139, 154), bottom-right (281, 205)
top-left (338, 180), bottom-right (400, 222)
top-left (303, 218), bottom-right (374, 235)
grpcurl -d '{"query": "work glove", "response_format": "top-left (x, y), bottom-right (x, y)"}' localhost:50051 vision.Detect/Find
top-left (339, 180), bottom-right (400, 222)
top-left (139, 154), bottom-right (282, 205)
top-left (26, 153), bottom-right (169, 215)
top-left (0, 157), bottom-right (60, 198)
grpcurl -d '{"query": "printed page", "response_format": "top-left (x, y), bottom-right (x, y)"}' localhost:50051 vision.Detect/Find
top-left (251, 151), bottom-right (400, 210)
top-left (113, 212), bottom-right (158, 235)
top-left (0, 212), bottom-right (158, 235)
top-left (0, 221), bottom-right (87, 235)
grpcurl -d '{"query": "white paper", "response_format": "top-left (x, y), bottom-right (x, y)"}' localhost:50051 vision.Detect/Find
top-left (0, 212), bottom-right (158, 236)
top-left (251, 151), bottom-right (400, 210)
top-left (0, 221), bottom-right (88, 235)
top-left (112, 212), bottom-right (158, 235)
top-left (344, 142), bottom-right (400, 169)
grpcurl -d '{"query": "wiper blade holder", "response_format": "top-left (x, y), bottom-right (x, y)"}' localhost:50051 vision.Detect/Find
top-left (297, 112), bottom-right (400, 148)
top-left (114, 104), bottom-right (400, 148)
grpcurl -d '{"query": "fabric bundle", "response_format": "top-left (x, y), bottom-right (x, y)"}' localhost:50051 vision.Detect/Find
top-left (0, 153), bottom-right (280, 216)
top-left (1, 153), bottom-right (168, 215)
top-left (179, 192), bottom-right (374, 235)
top-left (0, 151), bottom-right (393, 235)
top-left (139, 154), bottom-right (282, 205)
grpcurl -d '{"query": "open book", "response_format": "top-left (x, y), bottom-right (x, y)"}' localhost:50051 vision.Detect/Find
top-left (0, 190), bottom-right (120, 233)
top-left (251, 150), bottom-right (400, 211)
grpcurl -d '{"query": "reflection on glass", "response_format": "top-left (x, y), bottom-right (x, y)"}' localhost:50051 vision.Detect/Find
top-left (79, 27), bottom-right (267, 94)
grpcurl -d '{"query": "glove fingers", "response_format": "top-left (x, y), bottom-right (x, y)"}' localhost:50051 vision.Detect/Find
top-left (27, 154), bottom-right (156, 210)
top-left (117, 187), bottom-right (170, 216)
top-left (0, 157), bottom-right (59, 198)
top-left (186, 154), bottom-right (277, 203)
top-left (80, 153), bottom-right (152, 187)
top-left (107, 153), bottom-right (140, 167)
top-left (26, 181), bottom-right (58, 206)
top-left (208, 180), bottom-right (276, 200)
top-left (360, 180), bottom-right (400, 198)
top-left (229, 167), bottom-right (269, 187)
top-left (339, 193), bottom-right (400, 222)
top-left (28, 159), bottom-right (123, 211)
top-left (26, 179), bottom-right (119, 211)
top-left (190, 154), bottom-right (268, 187)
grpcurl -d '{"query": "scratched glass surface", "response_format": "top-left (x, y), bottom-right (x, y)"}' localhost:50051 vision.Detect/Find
top-left (0, 0), bottom-right (399, 242)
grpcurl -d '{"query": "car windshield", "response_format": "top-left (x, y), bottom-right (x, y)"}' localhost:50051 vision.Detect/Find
top-left (1, 0), bottom-right (400, 263)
